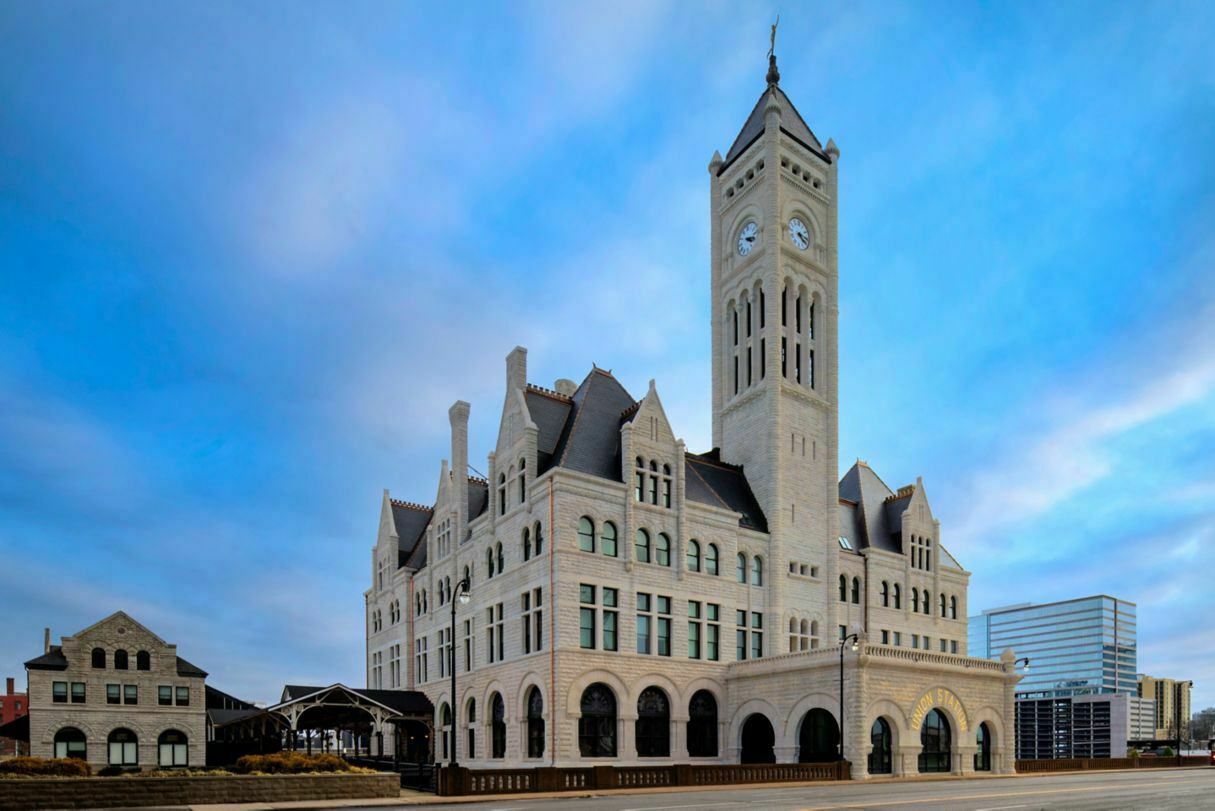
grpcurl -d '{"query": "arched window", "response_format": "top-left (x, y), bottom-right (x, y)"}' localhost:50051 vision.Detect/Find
top-left (940, 593), bottom-right (947, 617)
top-left (522, 527), bottom-right (532, 561)
top-left (108, 728), bottom-right (138, 766)
top-left (439, 702), bottom-right (451, 760)
top-left (91, 648), bottom-right (106, 669)
top-left (518, 458), bottom-right (526, 504)
top-left (534, 522), bottom-right (544, 556)
top-left (54, 727), bottom-right (86, 759)
top-left (881, 581), bottom-right (889, 607)
top-left (466, 698), bottom-right (476, 759)
top-left (923, 590), bottom-right (931, 615)
top-left (578, 517), bottom-right (595, 553)
top-left (648, 460), bottom-right (659, 504)
top-left (490, 693), bottom-right (506, 759)
top-left (974, 722), bottom-right (992, 771)
top-left (705, 543), bottom-right (719, 575)
top-left (635, 687), bottom-right (670, 757)
top-left (661, 463), bottom-right (672, 508)
top-left (797, 708), bottom-right (840, 763)
top-left (415, 593), bottom-right (422, 616)
top-left (114, 650), bottom-right (128, 670)
top-left (737, 553), bottom-right (748, 583)
top-left (601, 521), bottom-right (618, 557)
top-left (526, 687), bottom-right (545, 759)
top-left (893, 583), bottom-right (902, 609)
top-left (578, 683), bottom-right (617, 757)
top-left (158, 729), bottom-right (188, 767)
top-left (462, 565), bottom-right (471, 587)
top-left (869, 718), bottom-right (893, 775)
top-left (496, 542), bottom-right (504, 573)
top-left (838, 575), bottom-right (847, 602)
top-left (918, 709), bottom-right (951, 773)
top-left (851, 577), bottom-right (860, 604)
top-left (486, 547), bottom-right (495, 578)
top-left (687, 539), bottom-right (701, 572)
top-left (912, 588), bottom-right (920, 613)
top-left (789, 618), bottom-right (811, 652)
top-left (635, 529), bottom-right (651, 563)
top-left (687, 690), bottom-right (718, 757)
top-left (950, 596), bottom-right (958, 620)
top-left (655, 533), bottom-right (671, 566)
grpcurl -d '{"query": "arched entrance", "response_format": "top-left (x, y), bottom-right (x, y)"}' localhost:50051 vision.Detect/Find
top-left (974, 722), bottom-right (992, 771)
top-left (918, 709), bottom-right (951, 773)
top-left (868, 718), bottom-right (893, 774)
top-left (740, 714), bottom-right (775, 764)
top-left (797, 708), bottom-right (840, 762)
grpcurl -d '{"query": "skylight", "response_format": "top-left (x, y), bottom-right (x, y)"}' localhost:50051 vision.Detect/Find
top-left (838, 536), bottom-right (853, 550)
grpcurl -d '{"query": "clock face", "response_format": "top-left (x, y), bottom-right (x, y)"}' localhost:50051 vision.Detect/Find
top-left (788, 217), bottom-right (810, 250)
top-left (736, 221), bottom-right (758, 256)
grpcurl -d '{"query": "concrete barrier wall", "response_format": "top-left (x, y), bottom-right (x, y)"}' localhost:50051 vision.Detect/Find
top-left (0, 772), bottom-right (399, 810)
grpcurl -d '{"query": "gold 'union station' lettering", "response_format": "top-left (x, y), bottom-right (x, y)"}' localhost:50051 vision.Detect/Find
top-left (910, 688), bottom-right (969, 733)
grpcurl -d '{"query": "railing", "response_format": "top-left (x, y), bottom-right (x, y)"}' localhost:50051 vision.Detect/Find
top-left (438, 760), bottom-right (850, 796)
top-left (728, 644), bottom-right (1008, 675)
top-left (1016, 755), bottom-right (1210, 772)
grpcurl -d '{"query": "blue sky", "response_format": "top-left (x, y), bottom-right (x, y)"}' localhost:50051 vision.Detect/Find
top-left (2, 1), bottom-right (1213, 709)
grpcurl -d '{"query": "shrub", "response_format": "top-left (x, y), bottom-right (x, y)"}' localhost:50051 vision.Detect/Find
top-left (97, 765), bottom-right (141, 777)
top-left (0, 757), bottom-right (92, 777)
top-left (232, 752), bottom-right (354, 775)
top-left (1162, 746), bottom-right (1175, 757)
top-left (1129, 748), bottom-right (1141, 759)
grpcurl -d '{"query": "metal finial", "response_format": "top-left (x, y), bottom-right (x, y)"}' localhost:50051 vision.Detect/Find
top-left (766, 15), bottom-right (780, 86)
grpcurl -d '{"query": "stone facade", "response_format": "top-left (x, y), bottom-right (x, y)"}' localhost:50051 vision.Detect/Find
top-left (25, 612), bottom-right (206, 771)
top-left (363, 59), bottom-right (1016, 778)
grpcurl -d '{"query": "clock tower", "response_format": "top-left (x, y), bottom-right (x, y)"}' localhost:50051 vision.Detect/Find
top-left (708, 53), bottom-right (841, 640)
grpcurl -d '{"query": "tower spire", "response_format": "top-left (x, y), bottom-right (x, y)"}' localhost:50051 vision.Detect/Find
top-left (766, 15), bottom-right (780, 87)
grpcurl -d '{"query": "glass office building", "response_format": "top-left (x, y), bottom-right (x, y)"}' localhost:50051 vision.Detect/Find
top-left (969, 596), bottom-right (1137, 699)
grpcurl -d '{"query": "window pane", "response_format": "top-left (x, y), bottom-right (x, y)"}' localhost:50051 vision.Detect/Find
top-left (636, 616), bottom-right (651, 654)
top-left (603, 612), bottom-right (618, 651)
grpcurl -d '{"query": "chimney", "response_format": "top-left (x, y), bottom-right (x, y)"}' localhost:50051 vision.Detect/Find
top-left (5, 678), bottom-right (13, 696)
top-left (449, 401), bottom-right (471, 532)
top-left (506, 346), bottom-right (527, 394)
top-left (554, 378), bottom-right (576, 397)
top-left (43, 628), bottom-right (50, 654)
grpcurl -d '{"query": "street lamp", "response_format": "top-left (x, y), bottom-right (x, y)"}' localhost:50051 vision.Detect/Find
top-left (1015, 657), bottom-right (1031, 672)
top-left (449, 576), bottom-right (471, 769)
top-left (838, 632), bottom-right (860, 763)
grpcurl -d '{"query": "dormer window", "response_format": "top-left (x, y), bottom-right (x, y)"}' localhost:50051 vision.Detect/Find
top-left (838, 536), bottom-right (852, 550)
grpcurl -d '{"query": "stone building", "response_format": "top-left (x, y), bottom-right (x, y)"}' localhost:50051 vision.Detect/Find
top-left (365, 54), bottom-right (1018, 778)
top-left (24, 612), bottom-right (207, 770)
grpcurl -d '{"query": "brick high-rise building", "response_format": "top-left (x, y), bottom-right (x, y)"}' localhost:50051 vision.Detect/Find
top-left (0, 677), bottom-right (28, 757)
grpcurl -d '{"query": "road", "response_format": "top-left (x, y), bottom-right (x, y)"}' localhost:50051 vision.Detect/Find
top-left (371, 767), bottom-right (1215, 811)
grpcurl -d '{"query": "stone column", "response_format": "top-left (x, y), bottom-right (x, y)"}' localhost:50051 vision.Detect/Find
top-left (897, 745), bottom-right (919, 777)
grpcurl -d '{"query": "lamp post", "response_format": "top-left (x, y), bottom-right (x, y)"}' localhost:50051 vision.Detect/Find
top-left (838, 632), bottom-right (860, 763)
top-left (449, 576), bottom-right (471, 769)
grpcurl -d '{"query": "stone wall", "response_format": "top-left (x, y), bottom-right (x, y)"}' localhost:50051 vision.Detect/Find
top-left (0, 772), bottom-right (399, 811)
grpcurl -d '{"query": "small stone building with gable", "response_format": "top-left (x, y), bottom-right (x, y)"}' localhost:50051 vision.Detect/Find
top-left (364, 55), bottom-right (1018, 779)
top-left (25, 612), bottom-right (207, 771)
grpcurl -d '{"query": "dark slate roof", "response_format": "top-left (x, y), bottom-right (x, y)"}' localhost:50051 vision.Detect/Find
top-left (723, 84), bottom-right (825, 169)
top-left (281, 684), bottom-right (432, 716)
top-left (208, 708), bottom-right (267, 726)
top-left (838, 499), bottom-right (864, 555)
top-left (25, 646), bottom-right (68, 671)
top-left (391, 500), bottom-right (432, 569)
top-left (525, 387), bottom-right (573, 472)
top-left (838, 461), bottom-right (901, 554)
top-left (686, 453), bottom-right (768, 533)
top-left (176, 656), bottom-right (208, 678)
top-left (547, 369), bottom-right (637, 480)
top-left (467, 478), bottom-right (488, 523)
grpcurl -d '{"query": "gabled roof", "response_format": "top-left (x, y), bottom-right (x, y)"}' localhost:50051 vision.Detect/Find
top-left (722, 84), bottom-right (825, 170)
top-left (278, 683), bottom-right (432, 716)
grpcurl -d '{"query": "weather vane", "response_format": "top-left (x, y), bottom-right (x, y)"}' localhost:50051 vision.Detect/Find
top-left (768, 15), bottom-right (779, 60)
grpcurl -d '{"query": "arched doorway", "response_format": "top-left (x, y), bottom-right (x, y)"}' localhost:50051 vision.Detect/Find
top-left (526, 687), bottom-right (544, 759)
top-left (578, 683), bottom-right (617, 757)
top-left (687, 690), bottom-right (718, 757)
top-left (798, 708), bottom-right (840, 762)
top-left (740, 714), bottom-right (775, 764)
top-left (868, 718), bottom-right (893, 774)
top-left (974, 722), bottom-right (992, 771)
top-left (918, 709), bottom-right (951, 773)
top-left (635, 686), bottom-right (670, 757)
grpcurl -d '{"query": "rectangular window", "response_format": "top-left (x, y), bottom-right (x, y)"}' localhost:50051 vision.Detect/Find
top-left (159, 686), bottom-right (172, 706)
top-left (795, 341), bottom-right (802, 383)
top-left (939, 639), bottom-right (947, 653)
top-left (662, 478), bottom-right (671, 508)
top-left (839, 624), bottom-right (847, 640)
top-left (688, 601), bottom-right (702, 659)
top-left (636, 592), bottom-right (652, 654)
top-left (912, 634), bottom-right (919, 649)
top-left (747, 347), bottom-right (752, 386)
top-left (123, 684), bottom-right (137, 705)
top-left (463, 618), bottom-right (473, 672)
top-left (736, 610), bottom-right (748, 661)
top-left (881, 630), bottom-right (890, 645)
top-left (635, 472), bottom-right (645, 502)
top-left (751, 612), bottom-right (763, 659)
top-left (522, 587), bottom-right (543, 654)
top-left (760, 338), bottom-right (766, 378)
top-left (603, 587), bottom-right (619, 651)
top-left (70, 682), bottom-right (85, 704)
top-left (893, 631), bottom-right (902, 647)
top-left (176, 686), bottom-right (189, 706)
top-left (487, 603), bottom-right (504, 664)
top-left (707, 603), bottom-right (721, 661)
top-left (657, 596), bottom-right (672, 657)
top-left (950, 640), bottom-right (958, 654)
top-left (649, 475), bottom-right (658, 505)
top-left (108, 684), bottom-right (121, 705)
top-left (733, 356), bottom-right (738, 395)
top-left (580, 585), bottom-right (596, 649)
top-left (809, 349), bottom-right (815, 388)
